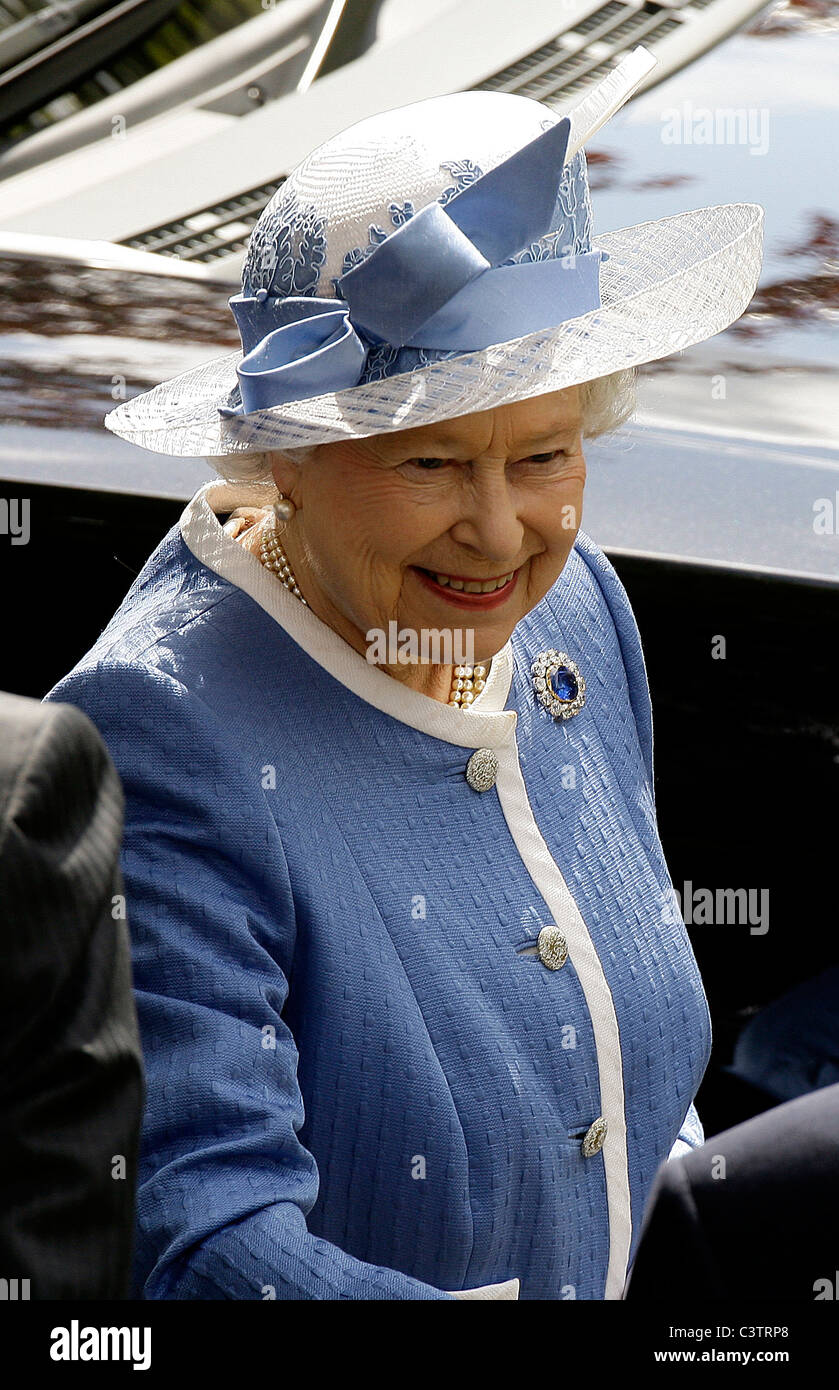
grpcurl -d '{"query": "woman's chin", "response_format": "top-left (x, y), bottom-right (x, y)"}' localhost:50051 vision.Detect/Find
top-left (412, 616), bottom-right (516, 668)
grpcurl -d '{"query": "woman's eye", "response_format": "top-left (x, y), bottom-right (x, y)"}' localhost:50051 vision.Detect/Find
top-left (399, 450), bottom-right (569, 476)
top-left (399, 457), bottom-right (450, 473)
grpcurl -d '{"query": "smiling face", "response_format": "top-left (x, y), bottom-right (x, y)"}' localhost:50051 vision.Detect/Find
top-left (269, 385), bottom-right (586, 698)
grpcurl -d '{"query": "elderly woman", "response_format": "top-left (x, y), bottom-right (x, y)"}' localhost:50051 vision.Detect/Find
top-left (46, 47), bottom-right (763, 1300)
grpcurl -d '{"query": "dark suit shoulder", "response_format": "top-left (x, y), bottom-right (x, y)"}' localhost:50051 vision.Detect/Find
top-left (0, 692), bottom-right (126, 1012)
top-left (0, 690), bottom-right (119, 827)
top-left (679, 1083), bottom-right (839, 1191)
top-left (0, 693), bottom-right (123, 864)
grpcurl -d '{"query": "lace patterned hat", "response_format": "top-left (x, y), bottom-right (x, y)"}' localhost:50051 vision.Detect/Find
top-left (105, 46), bottom-right (764, 458)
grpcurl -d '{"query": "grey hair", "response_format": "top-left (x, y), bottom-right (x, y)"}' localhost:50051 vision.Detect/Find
top-left (578, 366), bottom-right (637, 441)
top-left (207, 442), bottom-right (316, 485)
top-left (207, 366), bottom-right (637, 484)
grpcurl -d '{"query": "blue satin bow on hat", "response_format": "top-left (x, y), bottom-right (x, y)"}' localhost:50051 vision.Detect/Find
top-left (220, 115), bottom-right (608, 416)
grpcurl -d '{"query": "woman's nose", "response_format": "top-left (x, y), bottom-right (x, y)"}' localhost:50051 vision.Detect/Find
top-left (448, 471), bottom-right (525, 563)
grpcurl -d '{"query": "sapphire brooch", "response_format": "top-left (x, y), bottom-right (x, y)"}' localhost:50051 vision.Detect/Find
top-left (531, 650), bottom-right (586, 720)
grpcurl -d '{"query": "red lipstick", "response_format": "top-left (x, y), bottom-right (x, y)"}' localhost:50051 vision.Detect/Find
top-left (412, 566), bottom-right (520, 611)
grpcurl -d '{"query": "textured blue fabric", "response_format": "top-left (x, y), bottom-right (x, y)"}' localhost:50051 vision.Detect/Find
top-left (225, 145), bottom-right (594, 406)
top-left (223, 120), bottom-right (603, 416)
top-left (44, 521), bottom-right (711, 1300)
top-left (224, 251), bottom-right (605, 414)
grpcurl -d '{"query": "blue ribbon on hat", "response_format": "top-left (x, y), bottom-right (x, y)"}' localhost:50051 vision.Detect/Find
top-left (220, 115), bottom-right (608, 416)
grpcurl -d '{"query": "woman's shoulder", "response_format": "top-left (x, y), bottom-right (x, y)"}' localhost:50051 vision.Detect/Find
top-left (61, 518), bottom-right (270, 689)
top-left (42, 524), bottom-right (267, 740)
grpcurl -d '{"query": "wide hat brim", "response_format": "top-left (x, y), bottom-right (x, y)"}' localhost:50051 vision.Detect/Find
top-left (105, 199), bottom-right (764, 458)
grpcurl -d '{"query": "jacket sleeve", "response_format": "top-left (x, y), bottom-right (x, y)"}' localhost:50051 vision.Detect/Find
top-left (44, 661), bottom-right (453, 1301)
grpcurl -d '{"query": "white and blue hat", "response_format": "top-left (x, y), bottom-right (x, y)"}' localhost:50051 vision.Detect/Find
top-left (105, 47), bottom-right (764, 457)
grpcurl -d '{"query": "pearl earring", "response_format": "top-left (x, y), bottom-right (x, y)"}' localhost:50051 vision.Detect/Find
top-left (273, 494), bottom-right (296, 525)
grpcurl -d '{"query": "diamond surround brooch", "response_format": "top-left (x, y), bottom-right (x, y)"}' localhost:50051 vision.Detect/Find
top-left (531, 650), bottom-right (586, 720)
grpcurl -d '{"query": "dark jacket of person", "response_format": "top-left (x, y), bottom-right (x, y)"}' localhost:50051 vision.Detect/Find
top-left (0, 692), bottom-right (145, 1299)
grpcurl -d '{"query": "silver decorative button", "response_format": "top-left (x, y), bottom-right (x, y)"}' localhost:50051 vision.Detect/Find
top-left (537, 925), bottom-right (568, 970)
top-left (465, 748), bottom-right (498, 792)
top-left (582, 1117), bottom-right (608, 1158)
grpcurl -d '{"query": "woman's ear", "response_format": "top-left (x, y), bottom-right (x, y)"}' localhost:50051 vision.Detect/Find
top-left (268, 451), bottom-right (302, 504)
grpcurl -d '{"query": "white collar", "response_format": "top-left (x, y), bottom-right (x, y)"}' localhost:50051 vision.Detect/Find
top-left (179, 479), bottom-right (517, 750)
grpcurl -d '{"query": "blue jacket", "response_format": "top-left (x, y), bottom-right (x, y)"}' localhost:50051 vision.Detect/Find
top-left (44, 480), bottom-right (711, 1300)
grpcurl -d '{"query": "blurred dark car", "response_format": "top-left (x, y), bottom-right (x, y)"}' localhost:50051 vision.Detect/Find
top-left (0, 0), bottom-right (836, 1140)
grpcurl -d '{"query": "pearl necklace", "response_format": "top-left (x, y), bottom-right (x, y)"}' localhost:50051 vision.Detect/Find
top-left (256, 511), bottom-right (487, 708)
top-left (448, 664), bottom-right (488, 708)
top-left (258, 510), bottom-right (307, 605)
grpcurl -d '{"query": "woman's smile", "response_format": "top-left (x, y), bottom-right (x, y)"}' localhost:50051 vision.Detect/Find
top-left (411, 564), bottom-right (521, 610)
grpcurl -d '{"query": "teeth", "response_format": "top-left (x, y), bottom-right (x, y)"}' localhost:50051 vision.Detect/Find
top-left (432, 571), bottom-right (514, 592)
